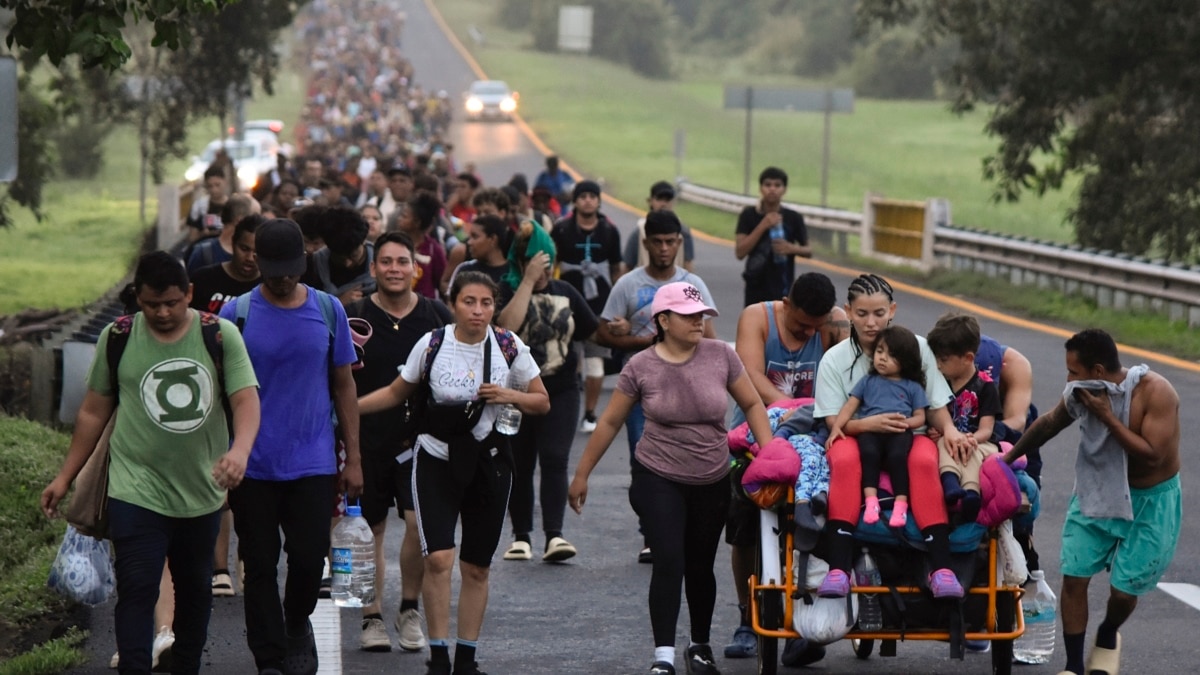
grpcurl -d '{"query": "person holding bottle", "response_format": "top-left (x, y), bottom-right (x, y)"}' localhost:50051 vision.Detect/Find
top-left (358, 271), bottom-right (549, 675)
top-left (733, 167), bottom-right (811, 307)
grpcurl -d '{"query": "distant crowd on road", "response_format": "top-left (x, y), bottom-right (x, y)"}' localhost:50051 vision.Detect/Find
top-left (36, 1), bottom-right (1183, 671)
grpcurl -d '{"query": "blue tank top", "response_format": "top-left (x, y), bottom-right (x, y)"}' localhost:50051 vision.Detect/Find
top-left (974, 334), bottom-right (1005, 382)
top-left (762, 301), bottom-right (826, 399)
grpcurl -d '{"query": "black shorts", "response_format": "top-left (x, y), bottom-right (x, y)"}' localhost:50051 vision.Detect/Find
top-left (412, 445), bottom-right (512, 568)
top-left (360, 444), bottom-right (416, 527)
top-left (725, 485), bottom-right (761, 547)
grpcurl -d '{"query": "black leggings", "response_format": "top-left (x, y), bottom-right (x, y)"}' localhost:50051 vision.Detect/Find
top-left (629, 465), bottom-right (730, 648)
top-left (858, 430), bottom-right (912, 496)
top-left (508, 384), bottom-right (579, 539)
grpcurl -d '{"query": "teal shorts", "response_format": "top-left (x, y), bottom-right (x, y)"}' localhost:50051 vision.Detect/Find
top-left (1061, 473), bottom-right (1181, 596)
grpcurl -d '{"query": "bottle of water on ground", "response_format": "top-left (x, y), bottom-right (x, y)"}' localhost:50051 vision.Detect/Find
top-left (495, 370), bottom-right (528, 436)
top-left (331, 504), bottom-right (375, 608)
top-left (769, 222), bottom-right (787, 263)
top-left (1013, 570), bottom-right (1057, 664)
top-left (854, 547), bottom-right (883, 631)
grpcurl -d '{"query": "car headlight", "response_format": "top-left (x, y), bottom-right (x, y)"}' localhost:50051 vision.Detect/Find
top-left (237, 166), bottom-right (258, 188)
top-left (500, 97), bottom-right (517, 113)
top-left (465, 97), bottom-right (483, 113)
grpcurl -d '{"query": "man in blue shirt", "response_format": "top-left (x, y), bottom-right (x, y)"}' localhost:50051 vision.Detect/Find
top-left (220, 219), bottom-right (363, 675)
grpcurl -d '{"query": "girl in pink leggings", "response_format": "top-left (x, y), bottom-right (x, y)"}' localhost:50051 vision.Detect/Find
top-left (812, 274), bottom-right (970, 599)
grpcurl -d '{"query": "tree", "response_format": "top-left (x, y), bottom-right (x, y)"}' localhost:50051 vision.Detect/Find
top-left (1, 0), bottom-right (238, 71)
top-left (857, 0), bottom-right (1200, 261)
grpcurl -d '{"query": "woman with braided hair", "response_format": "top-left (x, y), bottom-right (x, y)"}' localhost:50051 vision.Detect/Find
top-left (812, 274), bottom-right (973, 598)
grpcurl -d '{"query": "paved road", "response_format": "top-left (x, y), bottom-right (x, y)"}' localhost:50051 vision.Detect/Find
top-left (70, 0), bottom-right (1199, 672)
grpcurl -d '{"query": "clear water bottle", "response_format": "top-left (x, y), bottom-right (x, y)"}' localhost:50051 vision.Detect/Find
top-left (854, 547), bottom-right (883, 631)
top-left (330, 504), bottom-right (375, 608)
top-left (769, 221), bottom-right (787, 263)
top-left (495, 372), bottom-right (528, 436)
top-left (1013, 570), bottom-right (1057, 664)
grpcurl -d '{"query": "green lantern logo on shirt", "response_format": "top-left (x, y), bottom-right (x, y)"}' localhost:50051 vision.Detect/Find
top-left (139, 358), bottom-right (213, 433)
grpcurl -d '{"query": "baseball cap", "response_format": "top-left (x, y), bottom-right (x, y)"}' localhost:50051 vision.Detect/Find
top-left (386, 164), bottom-right (411, 177)
top-left (254, 218), bottom-right (307, 278)
top-left (573, 180), bottom-right (601, 201)
top-left (651, 282), bottom-right (718, 318)
top-left (649, 180), bottom-right (676, 200)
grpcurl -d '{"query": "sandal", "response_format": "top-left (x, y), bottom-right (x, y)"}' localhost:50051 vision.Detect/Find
top-left (502, 541), bottom-right (532, 561)
top-left (542, 536), bottom-right (577, 562)
top-left (1086, 633), bottom-right (1121, 675)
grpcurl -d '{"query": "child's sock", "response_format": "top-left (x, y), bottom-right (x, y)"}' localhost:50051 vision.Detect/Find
top-left (888, 499), bottom-right (909, 527)
top-left (961, 490), bottom-right (981, 523)
top-left (863, 495), bottom-right (881, 524)
top-left (941, 472), bottom-right (966, 503)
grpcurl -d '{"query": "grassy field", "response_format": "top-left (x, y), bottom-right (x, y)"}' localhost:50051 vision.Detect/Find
top-left (0, 67), bottom-right (304, 315)
top-left (435, 0), bottom-right (1077, 244)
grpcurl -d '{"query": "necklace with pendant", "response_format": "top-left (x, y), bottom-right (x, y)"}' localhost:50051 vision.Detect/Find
top-left (376, 294), bottom-right (412, 331)
top-left (456, 335), bottom-right (481, 381)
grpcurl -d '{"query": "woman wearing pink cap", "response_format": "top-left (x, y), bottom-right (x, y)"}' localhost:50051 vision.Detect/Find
top-left (569, 282), bottom-right (775, 675)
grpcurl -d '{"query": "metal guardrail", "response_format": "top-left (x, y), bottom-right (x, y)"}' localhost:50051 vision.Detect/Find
top-left (677, 180), bottom-right (1200, 326)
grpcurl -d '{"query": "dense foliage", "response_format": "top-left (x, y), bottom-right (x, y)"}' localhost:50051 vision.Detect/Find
top-left (858, 0), bottom-right (1200, 261)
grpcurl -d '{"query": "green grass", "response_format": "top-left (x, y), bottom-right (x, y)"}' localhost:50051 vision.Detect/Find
top-left (0, 628), bottom-right (87, 675)
top-left (1, 65), bottom-right (305, 314)
top-left (0, 416), bottom-right (81, 668)
top-left (437, 0), bottom-right (1076, 243)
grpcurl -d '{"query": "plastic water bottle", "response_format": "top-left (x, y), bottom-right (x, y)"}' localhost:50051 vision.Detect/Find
top-left (495, 372), bottom-right (527, 436)
top-left (854, 547), bottom-right (883, 631)
top-left (330, 504), bottom-right (375, 608)
top-left (769, 222), bottom-right (787, 263)
top-left (1013, 570), bottom-right (1057, 664)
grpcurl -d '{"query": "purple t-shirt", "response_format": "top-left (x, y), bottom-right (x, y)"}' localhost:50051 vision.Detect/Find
top-left (617, 339), bottom-right (743, 485)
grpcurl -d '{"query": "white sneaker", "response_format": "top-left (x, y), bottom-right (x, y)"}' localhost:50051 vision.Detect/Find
top-left (395, 607), bottom-right (427, 652)
top-left (580, 414), bottom-right (597, 433)
top-left (151, 626), bottom-right (175, 670)
top-left (359, 617), bottom-right (392, 652)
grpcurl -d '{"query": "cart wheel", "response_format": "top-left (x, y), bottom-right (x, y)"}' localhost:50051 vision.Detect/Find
top-left (851, 638), bottom-right (874, 659)
top-left (757, 635), bottom-right (778, 675)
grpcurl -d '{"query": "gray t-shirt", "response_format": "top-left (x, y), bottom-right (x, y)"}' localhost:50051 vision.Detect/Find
top-left (600, 267), bottom-right (716, 338)
top-left (616, 339), bottom-right (743, 485)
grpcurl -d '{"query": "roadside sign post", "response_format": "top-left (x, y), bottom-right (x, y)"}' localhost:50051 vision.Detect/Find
top-left (0, 57), bottom-right (17, 183)
top-left (723, 85), bottom-right (854, 202)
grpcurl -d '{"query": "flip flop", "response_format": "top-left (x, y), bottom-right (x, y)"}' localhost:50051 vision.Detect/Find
top-left (503, 541), bottom-right (532, 561)
top-left (1086, 633), bottom-right (1120, 675)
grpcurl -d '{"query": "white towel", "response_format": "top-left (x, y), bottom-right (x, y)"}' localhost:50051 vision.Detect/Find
top-left (1062, 364), bottom-right (1148, 520)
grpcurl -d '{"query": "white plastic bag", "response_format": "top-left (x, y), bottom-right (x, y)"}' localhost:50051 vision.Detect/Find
top-left (794, 591), bottom-right (858, 645)
top-left (996, 520), bottom-right (1029, 586)
top-left (48, 525), bottom-right (115, 605)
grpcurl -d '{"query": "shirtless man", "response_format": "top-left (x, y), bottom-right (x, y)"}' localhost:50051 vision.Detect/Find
top-left (1003, 328), bottom-right (1181, 675)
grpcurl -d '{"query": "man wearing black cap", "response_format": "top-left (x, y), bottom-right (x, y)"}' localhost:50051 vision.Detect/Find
top-left (621, 180), bottom-right (696, 273)
top-left (551, 180), bottom-right (623, 433)
top-left (219, 218), bottom-right (364, 675)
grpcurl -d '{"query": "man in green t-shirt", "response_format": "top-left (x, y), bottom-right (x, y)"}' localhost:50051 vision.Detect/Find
top-left (41, 251), bottom-right (261, 675)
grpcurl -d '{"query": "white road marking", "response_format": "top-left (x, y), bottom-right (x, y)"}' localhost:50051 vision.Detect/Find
top-left (312, 599), bottom-right (342, 674)
top-left (1158, 583), bottom-right (1200, 611)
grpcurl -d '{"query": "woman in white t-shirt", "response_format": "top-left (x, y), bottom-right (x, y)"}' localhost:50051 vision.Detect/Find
top-left (359, 271), bottom-right (548, 675)
top-left (568, 282), bottom-right (774, 675)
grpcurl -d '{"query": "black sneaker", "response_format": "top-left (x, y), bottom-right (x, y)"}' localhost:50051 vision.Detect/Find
top-left (425, 660), bottom-right (451, 675)
top-left (649, 662), bottom-right (675, 675)
top-left (282, 620), bottom-right (317, 675)
top-left (452, 662), bottom-right (487, 675)
top-left (685, 644), bottom-right (721, 675)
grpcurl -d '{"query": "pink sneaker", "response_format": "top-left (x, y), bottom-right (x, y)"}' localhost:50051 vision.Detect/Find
top-left (929, 568), bottom-right (964, 598)
top-left (817, 569), bottom-right (850, 598)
